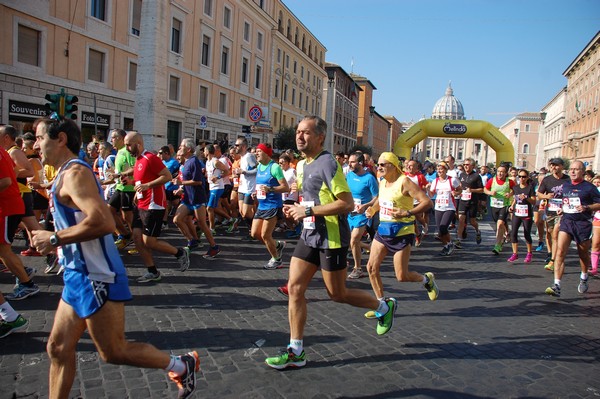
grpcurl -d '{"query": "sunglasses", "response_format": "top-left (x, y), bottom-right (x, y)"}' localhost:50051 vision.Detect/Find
top-left (234, 144), bottom-right (241, 147)
top-left (518, 175), bottom-right (528, 178)
top-left (377, 163), bottom-right (391, 167)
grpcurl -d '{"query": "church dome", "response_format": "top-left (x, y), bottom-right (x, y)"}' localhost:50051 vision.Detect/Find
top-left (431, 82), bottom-right (465, 120)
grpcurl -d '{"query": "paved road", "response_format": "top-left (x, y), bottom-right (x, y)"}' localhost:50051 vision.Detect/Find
top-left (2, 221), bottom-right (599, 399)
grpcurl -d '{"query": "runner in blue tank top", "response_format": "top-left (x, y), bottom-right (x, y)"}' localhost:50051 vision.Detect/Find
top-left (31, 117), bottom-right (200, 399)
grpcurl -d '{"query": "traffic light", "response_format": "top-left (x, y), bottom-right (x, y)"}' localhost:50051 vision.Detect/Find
top-left (64, 94), bottom-right (78, 120)
top-left (45, 93), bottom-right (62, 115)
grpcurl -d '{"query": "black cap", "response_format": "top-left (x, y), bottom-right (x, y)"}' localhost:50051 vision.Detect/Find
top-left (549, 158), bottom-right (564, 166)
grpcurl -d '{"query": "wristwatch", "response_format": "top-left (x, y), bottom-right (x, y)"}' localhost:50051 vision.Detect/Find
top-left (50, 233), bottom-right (61, 247)
top-left (305, 206), bottom-right (313, 217)
top-left (406, 210), bottom-right (413, 217)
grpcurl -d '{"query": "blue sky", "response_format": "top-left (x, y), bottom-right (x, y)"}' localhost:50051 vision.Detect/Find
top-left (285, 0), bottom-right (600, 127)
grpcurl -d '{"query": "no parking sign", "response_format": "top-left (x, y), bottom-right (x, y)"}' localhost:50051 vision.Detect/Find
top-left (248, 106), bottom-right (262, 122)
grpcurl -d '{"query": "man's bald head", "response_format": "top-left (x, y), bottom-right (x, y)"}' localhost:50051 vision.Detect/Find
top-left (124, 131), bottom-right (144, 157)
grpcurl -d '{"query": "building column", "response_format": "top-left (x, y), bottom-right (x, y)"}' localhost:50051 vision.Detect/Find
top-left (135, 0), bottom-right (168, 149)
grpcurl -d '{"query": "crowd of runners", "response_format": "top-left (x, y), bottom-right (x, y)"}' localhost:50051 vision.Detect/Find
top-left (0, 114), bottom-right (598, 397)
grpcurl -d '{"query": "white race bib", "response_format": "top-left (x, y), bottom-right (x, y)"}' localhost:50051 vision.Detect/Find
top-left (461, 191), bottom-right (472, 201)
top-left (353, 198), bottom-right (362, 213)
top-left (490, 197), bottom-right (505, 208)
top-left (301, 200), bottom-right (315, 229)
top-left (562, 197), bottom-right (581, 214)
top-left (435, 191), bottom-right (450, 211)
top-left (548, 198), bottom-right (562, 212)
top-left (380, 200), bottom-right (395, 221)
top-left (256, 185), bottom-right (267, 200)
top-left (515, 204), bottom-right (529, 217)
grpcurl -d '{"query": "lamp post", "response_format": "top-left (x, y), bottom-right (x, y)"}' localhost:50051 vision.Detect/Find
top-left (368, 105), bottom-right (375, 150)
top-left (325, 68), bottom-right (335, 153)
top-left (514, 127), bottom-right (519, 167)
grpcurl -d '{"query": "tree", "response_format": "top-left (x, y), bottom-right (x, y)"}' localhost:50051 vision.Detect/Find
top-left (274, 126), bottom-right (297, 152)
top-left (349, 144), bottom-right (372, 155)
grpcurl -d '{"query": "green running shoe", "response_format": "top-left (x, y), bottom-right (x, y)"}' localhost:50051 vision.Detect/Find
top-left (265, 347), bottom-right (306, 370)
top-left (364, 310), bottom-right (377, 319)
top-left (0, 314), bottom-right (28, 338)
top-left (376, 298), bottom-right (397, 336)
top-left (424, 272), bottom-right (439, 301)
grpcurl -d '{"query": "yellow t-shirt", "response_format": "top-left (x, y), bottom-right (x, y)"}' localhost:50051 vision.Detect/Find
top-left (378, 175), bottom-right (415, 237)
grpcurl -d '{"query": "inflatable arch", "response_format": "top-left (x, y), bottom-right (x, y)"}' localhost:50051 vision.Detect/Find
top-left (393, 119), bottom-right (514, 166)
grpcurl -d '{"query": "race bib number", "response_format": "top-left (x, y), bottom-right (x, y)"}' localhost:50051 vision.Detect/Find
top-left (461, 191), bottom-right (472, 201)
top-left (353, 198), bottom-right (362, 213)
top-left (233, 176), bottom-right (239, 187)
top-left (490, 197), bottom-right (505, 208)
top-left (562, 197), bottom-right (581, 214)
top-left (435, 191), bottom-right (450, 210)
top-left (301, 200), bottom-right (315, 229)
top-left (548, 198), bottom-right (562, 212)
top-left (380, 200), bottom-right (395, 221)
top-left (515, 204), bottom-right (529, 217)
top-left (256, 185), bottom-right (267, 200)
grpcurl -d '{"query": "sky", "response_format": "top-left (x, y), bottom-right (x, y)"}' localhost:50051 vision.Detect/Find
top-left (284, 0), bottom-right (600, 127)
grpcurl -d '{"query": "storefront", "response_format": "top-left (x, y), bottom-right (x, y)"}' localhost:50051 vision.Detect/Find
top-left (7, 100), bottom-right (48, 134)
top-left (81, 111), bottom-right (111, 144)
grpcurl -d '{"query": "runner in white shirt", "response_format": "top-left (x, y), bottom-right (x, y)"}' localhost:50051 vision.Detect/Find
top-left (429, 162), bottom-right (461, 255)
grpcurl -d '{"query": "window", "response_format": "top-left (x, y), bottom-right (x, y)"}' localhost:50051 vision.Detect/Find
top-left (169, 75), bottom-right (179, 101)
top-left (128, 62), bottom-right (137, 91)
top-left (291, 88), bottom-right (295, 105)
top-left (219, 92), bottom-right (227, 113)
top-left (277, 48), bottom-right (281, 63)
top-left (243, 22), bottom-right (250, 42)
top-left (221, 46), bottom-right (229, 75)
top-left (257, 32), bottom-right (263, 51)
top-left (301, 66), bottom-right (304, 79)
top-left (525, 124), bottom-right (530, 132)
top-left (241, 57), bottom-right (249, 84)
top-left (255, 65), bottom-right (262, 90)
top-left (131, 0), bottom-right (142, 35)
top-left (239, 99), bottom-right (246, 118)
top-left (523, 144), bottom-right (530, 154)
top-left (293, 61), bottom-right (297, 74)
top-left (285, 54), bottom-right (289, 68)
top-left (91, 0), bottom-right (106, 21)
top-left (167, 120), bottom-right (181, 148)
top-left (201, 35), bottom-right (211, 66)
top-left (88, 49), bottom-right (105, 82)
top-left (199, 85), bottom-right (208, 108)
top-left (283, 84), bottom-right (288, 102)
top-left (204, 0), bottom-right (213, 17)
top-left (18, 25), bottom-right (40, 66)
top-left (223, 6), bottom-right (231, 29)
top-left (171, 18), bottom-right (182, 53)
top-left (274, 79), bottom-right (279, 98)
top-left (299, 92), bottom-right (302, 109)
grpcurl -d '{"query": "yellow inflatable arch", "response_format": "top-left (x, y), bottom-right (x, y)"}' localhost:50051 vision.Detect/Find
top-left (393, 119), bottom-right (514, 167)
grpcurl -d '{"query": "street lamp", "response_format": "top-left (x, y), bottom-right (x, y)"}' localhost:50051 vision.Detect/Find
top-left (368, 105), bottom-right (375, 149)
top-left (514, 128), bottom-right (519, 167)
top-left (325, 68), bottom-right (336, 153)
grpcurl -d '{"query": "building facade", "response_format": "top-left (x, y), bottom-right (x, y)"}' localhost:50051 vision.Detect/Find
top-left (537, 87), bottom-right (566, 169)
top-left (499, 112), bottom-right (544, 170)
top-left (1, 0), bottom-right (325, 150)
top-left (562, 31), bottom-right (600, 169)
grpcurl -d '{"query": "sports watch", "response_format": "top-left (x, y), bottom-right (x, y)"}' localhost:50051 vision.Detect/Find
top-left (50, 233), bottom-right (61, 247)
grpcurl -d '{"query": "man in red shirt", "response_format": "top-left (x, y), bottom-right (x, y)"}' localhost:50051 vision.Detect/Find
top-left (0, 145), bottom-right (31, 337)
top-left (0, 142), bottom-right (40, 302)
top-left (124, 132), bottom-right (190, 283)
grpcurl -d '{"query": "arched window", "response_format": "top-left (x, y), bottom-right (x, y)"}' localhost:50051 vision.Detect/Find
top-left (522, 143), bottom-right (529, 154)
top-left (287, 19), bottom-right (291, 39)
top-left (278, 11), bottom-right (283, 32)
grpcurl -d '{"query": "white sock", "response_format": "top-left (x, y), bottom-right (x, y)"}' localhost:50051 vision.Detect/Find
top-left (165, 355), bottom-right (186, 376)
top-left (289, 339), bottom-right (303, 356)
top-left (422, 275), bottom-right (428, 284)
top-left (0, 301), bottom-right (18, 322)
top-left (375, 299), bottom-right (389, 317)
top-left (581, 272), bottom-right (588, 280)
top-left (554, 279), bottom-right (561, 288)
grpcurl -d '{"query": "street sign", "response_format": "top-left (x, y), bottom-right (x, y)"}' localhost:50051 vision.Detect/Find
top-left (199, 115), bottom-right (207, 128)
top-left (248, 106), bottom-right (262, 122)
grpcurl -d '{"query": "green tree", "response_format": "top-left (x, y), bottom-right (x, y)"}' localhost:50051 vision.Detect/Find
top-left (274, 126), bottom-right (297, 152)
top-left (349, 144), bottom-right (372, 155)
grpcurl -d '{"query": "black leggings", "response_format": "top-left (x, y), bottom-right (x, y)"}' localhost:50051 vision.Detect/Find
top-left (510, 216), bottom-right (533, 244)
top-left (435, 210), bottom-right (455, 236)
